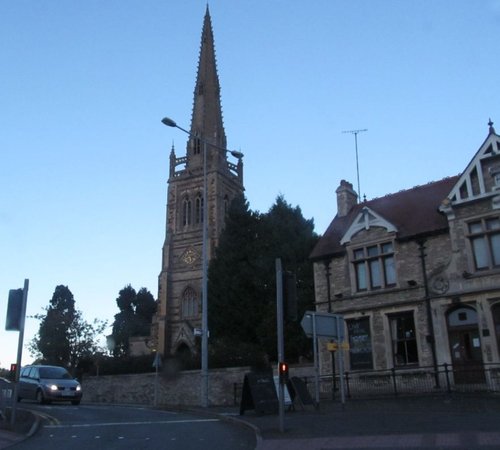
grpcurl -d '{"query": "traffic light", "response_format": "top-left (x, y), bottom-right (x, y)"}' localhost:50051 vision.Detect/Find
top-left (9, 363), bottom-right (17, 382)
top-left (278, 361), bottom-right (289, 384)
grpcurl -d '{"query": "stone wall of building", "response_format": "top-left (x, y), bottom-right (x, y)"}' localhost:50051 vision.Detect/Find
top-left (81, 364), bottom-right (315, 407)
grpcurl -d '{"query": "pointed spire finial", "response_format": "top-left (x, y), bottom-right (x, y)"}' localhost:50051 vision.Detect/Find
top-left (488, 118), bottom-right (496, 135)
top-left (190, 6), bottom-right (226, 152)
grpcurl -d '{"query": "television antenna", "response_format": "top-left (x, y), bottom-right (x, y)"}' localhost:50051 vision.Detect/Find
top-left (342, 128), bottom-right (367, 200)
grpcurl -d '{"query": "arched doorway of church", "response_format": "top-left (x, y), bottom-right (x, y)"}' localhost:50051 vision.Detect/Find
top-left (175, 342), bottom-right (193, 369)
top-left (446, 305), bottom-right (485, 384)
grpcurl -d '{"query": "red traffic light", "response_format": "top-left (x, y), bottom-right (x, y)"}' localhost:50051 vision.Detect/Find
top-left (278, 362), bottom-right (288, 374)
top-left (278, 361), bottom-right (289, 384)
top-left (9, 363), bottom-right (17, 381)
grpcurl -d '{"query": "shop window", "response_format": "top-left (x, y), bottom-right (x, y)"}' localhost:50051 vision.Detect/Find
top-left (353, 242), bottom-right (396, 291)
top-left (389, 312), bottom-right (418, 366)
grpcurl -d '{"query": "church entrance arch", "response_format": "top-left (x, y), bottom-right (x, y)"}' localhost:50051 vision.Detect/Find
top-left (446, 305), bottom-right (485, 384)
top-left (175, 342), bottom-right (193, 368)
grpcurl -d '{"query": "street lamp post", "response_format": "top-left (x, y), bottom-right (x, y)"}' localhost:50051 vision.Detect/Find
top-left (161, 117), bottom-right (242, 407)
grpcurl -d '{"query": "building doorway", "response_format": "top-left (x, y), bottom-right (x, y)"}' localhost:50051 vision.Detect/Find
top-left (175, 342), bottom-right (193, 369)
top-left (493, 303), bottom-right (500, 360)
top-left (447, 306), bottom-right (485, 384)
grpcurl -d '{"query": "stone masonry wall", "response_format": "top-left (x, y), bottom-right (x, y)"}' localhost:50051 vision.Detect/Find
top-left (82, 364), bottom-right (315, 407)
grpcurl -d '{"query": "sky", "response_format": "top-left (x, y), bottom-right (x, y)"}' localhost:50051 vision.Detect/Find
top-left (1, 0), bottom-right (500, 369)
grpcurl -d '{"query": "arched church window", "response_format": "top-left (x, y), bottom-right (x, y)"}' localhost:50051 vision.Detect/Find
top-left (182, 287), bottom-right (199, 318)
top-left (195, 194), bottom-right (204, 224)
top-left (182, 197), bottom-right (192, 226)
top-left (192, 136), bottom-right (201, 155)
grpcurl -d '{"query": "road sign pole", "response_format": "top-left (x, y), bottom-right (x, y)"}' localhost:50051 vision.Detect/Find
top-left (312, 314), bottom-right (320, 408)
top-left (11, 279), bottom-right (29, 427)
top-left (275, 258), bottom-right (285, 433)
top-left (336, 315), bottom-right (346, 407)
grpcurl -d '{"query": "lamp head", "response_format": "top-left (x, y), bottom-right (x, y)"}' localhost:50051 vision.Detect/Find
top-left (161, 117), bottom-right (177, 128)
top-left (230, 150), bottom-right (244, 159)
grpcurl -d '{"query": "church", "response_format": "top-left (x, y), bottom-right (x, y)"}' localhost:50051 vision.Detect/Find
top-left (152, 7), bottom-right (244, 359)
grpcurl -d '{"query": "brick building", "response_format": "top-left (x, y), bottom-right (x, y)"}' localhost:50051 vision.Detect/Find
top-left (311, 122), bottom-right (500, 386)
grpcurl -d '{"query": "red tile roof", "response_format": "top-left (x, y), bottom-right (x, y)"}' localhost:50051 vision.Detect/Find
top-left (310, 176), bottom-right (460, 260)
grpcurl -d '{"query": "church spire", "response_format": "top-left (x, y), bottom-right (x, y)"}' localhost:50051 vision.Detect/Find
top-left (189, 6), bottom-right (226, 151)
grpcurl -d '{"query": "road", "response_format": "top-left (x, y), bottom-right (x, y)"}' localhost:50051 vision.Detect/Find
top-left (14, 402), bottom-right (256, 450)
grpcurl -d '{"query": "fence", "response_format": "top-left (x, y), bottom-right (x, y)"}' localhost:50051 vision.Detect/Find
top-left (0, 379), bottom-right (13, 419)
top-left (301, 363), bottom-right (500, 400)
top-left (231, 363), bottom-right (500, 404)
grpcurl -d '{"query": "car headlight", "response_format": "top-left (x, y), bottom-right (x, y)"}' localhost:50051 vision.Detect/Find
top-left (48, 384), bottom-right (58, 391)
top-left (76, 385), bottom-right (81, 392)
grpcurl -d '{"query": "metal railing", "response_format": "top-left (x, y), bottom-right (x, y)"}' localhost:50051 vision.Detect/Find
top-left (303, 363), bottom-right (500, 399)
top-left (0, 379), bottom-right (13, 419)
top-left (232, 363), bottom-right (500, 405)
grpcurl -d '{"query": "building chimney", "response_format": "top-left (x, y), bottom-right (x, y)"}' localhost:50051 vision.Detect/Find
top-left (336, 180), bottom-right (358, 217)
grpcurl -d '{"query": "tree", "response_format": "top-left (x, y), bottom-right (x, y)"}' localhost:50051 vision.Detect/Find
top-left (111, 285), bottom-right (156, 357)
top-left (29, 285), bottom-right (107, 369)
top-left (208, 194), bottom-right (319, 365)
top-left (256, 195), bottom-right (319, 361)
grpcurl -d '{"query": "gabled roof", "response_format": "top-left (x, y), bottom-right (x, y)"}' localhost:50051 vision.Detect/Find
top-left (340, 206), bottom-right (397, 245)
top-left (310, 176), bottom-right (459, 261)
top-left (443, 123), bottom-right (500, 206)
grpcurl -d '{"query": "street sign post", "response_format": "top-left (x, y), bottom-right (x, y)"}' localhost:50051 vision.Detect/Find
top-left (300, 311), bottom-right (345, 339)
top-left (300, 311), bottom-right (346, 407)
top-left (152, 353), bottom-right (162, 407)
top-left (6, 279), bottom-right (29, 427)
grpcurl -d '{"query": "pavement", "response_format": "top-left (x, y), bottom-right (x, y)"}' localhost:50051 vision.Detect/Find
top-left (221, 393), bottom-right (500, 449)
top-left (1, 393), bottom-right (500, 449)
top-left (0, 407), bottom-right (40, 449)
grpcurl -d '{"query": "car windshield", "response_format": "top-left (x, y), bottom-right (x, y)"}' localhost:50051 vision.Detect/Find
top-left (39, 367), bottom-right (71, 380)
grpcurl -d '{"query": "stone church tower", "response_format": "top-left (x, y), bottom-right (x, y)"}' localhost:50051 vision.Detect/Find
top-left (154, 7), bottom-right (244, 359)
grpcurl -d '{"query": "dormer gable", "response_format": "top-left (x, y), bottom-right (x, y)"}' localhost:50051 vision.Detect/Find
top-left (442, 120), bottom-right (500, 209)
top-left (340, 206), bottom-right (397, 245)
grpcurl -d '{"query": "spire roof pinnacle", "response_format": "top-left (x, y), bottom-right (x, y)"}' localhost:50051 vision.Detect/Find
top-left (189, 7), bottom-right (226, 150)
top-left (489, 118), bottom-right (496, 135)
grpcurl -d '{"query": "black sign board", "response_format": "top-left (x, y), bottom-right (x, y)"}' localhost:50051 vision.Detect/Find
top-left (290, 376), bottom-right (315, 407)
top-left (347, 317), bottom-right (373, 370)
top-left (239, 371), bottom-right (278, 415)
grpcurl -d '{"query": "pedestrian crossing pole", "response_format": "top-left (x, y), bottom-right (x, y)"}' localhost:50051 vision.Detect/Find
top-left (276, 258), bottom-right (285, 433)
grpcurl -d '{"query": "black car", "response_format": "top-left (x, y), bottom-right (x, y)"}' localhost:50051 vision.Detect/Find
top-left (18, 365), bottom-right (82, 405)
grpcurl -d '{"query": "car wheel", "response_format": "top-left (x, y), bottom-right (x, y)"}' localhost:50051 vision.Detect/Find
top-left (71, 400), bottom-right (81, 406)
top-left (36, 390), bottom-right (46, 405)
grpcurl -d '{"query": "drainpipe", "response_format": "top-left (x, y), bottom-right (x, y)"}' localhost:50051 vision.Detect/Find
top-left (417, 239), bottom-right (440, 387)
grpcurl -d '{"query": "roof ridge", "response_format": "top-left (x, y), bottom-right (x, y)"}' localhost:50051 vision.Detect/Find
top-left (365, 175), bottom-right (460, 203)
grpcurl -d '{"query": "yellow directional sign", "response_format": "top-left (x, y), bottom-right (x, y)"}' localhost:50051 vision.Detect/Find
top-left (327, 341), bottom-right (350, 351)
top-left (327, 342), bottom-right (338, 352)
